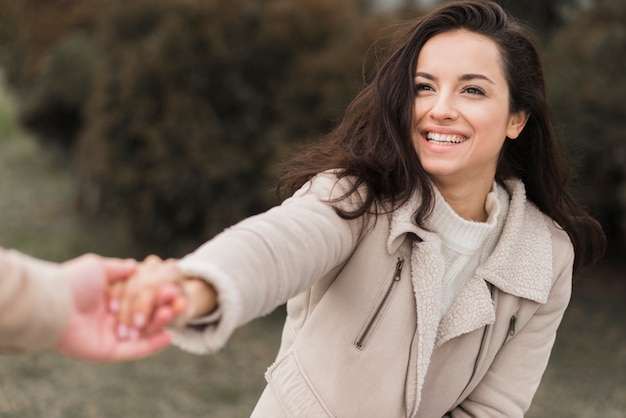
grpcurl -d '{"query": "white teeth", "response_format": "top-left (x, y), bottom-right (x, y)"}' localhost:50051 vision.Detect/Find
top-left (426, 132), bottom-right (465, 144)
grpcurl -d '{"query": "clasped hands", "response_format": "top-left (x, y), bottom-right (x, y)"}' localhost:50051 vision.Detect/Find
top-left (108, 255), bottom-right (218, 342)
top-left (53, 253), bottom-right (216, 362)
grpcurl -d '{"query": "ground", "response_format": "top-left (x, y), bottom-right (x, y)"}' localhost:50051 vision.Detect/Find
top-left (0, 83), bottom-right (624, 417)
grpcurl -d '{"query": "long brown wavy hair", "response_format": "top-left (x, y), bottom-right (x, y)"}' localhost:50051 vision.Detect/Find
top-left (276, 0), bottom-right (606, 273)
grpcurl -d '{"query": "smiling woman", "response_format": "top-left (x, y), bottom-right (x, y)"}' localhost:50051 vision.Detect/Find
top-left (411, 29), bottom-right (529, 221)
top-left (107, 1), bottom-right (607, 417)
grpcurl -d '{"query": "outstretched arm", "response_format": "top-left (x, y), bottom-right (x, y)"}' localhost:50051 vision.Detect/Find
top-left (0, 248), bottom-right (71, 354)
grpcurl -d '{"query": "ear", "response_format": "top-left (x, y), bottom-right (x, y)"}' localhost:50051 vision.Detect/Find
top-left (506, 110), bottom-right (529, 139)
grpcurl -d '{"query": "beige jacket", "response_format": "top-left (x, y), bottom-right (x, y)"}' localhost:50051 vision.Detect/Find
top-left (172, 173), bottom-right (574, 417)
top-left (0, 248), bottom-right (72, 354)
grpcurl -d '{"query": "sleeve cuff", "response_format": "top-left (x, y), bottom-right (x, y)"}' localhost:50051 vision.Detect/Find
top-left (167, 259), bottom-right (243, 355)
top-left (187, 307), bottom-right (222, 325)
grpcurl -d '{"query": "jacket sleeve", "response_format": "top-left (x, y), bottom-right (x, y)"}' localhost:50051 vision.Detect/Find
top-left (169, 173), bottom-right (365, 354)
top-left (0, 248), bottom-right (72, 354)
top-left (448, 226), bottom-right (575, 418)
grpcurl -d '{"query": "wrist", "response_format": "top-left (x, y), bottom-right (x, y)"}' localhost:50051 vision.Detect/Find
top-left (180, 277), bottom-right (218, 321)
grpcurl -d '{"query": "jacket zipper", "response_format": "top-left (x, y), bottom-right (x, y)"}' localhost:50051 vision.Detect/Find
top-left (354, 257), bottom-right (405, 350)
top-left (403, 329), bottom-right (418, 418)
top-left (457, 283), bottom-right (495, 400)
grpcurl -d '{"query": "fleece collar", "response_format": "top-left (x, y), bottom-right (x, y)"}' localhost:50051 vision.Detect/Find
top-left (387, 178), bottom-right (553, 304)
top-left (477, 179), bottom-right (553, 303)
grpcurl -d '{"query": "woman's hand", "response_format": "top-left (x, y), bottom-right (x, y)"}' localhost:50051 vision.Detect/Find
top-left (110, 255), bottom-right (218, 340)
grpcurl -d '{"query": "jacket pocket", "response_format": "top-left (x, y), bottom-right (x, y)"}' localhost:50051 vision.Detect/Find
top-left (264, 352), bottom-right (335, 417)
top-left (354, 256), bottom-right (406, 350)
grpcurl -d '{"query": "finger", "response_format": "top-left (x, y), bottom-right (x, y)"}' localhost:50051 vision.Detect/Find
top-left (130, 284), bottom-right (162, 332)
top-left (103, 258), bottom-right (138, 284)
top-left (171, 295), bottom-right (187, 317)
top-left (110, 332), bottom-right (172, 361)
top-left (116, 256), bottom-right (166, 334)
top-left (117, 282), bottom-right (152, 338)
top-left (116, 258), bottom-right (151, 321)
top-left (143, 304), bottom-right (180, 335)
top-left (116, 272), bottom-right (146, 337)
top-left (117, 257), bottom-right (181, 337)
top-left (143, 254), bottom-right (164, 264)
top-left (146, 285), bottom-right (187, 330)
top-left (107, 281), bottom-right (126, 314)
top-left (156, 284), bottom-right (184, 309)
top-left (157, 284), bottom-right (188, 322)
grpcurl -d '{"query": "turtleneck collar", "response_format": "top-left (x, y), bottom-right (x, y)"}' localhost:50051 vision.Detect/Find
top-left (426, 182), bottom-right (501, 254)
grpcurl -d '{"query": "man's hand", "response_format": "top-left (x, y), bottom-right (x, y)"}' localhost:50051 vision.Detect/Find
top-left (54, 254), bottom-right (171, 362)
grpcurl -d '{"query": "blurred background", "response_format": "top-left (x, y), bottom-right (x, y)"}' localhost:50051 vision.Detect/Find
top-left (0, 0), bottom-right (623, 416)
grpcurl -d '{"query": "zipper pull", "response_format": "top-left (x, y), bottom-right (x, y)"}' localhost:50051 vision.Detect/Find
top-left (508, 314), bottom-right (517, 337)
top-left (393, 258), bottom-right (405, 281)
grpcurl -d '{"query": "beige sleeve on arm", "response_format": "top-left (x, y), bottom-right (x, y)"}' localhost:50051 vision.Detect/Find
top-left (0, 248), bottom-right (72, 354)
top-left (169, 172), bottom-right (364, 354)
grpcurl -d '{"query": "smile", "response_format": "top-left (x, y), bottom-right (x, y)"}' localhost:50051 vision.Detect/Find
top-left (426, 132), bottom-right (467, 145)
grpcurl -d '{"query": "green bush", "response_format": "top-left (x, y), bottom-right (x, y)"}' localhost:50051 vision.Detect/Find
top-left (0, 0), bottom-right (108, 148)
top-left (74, 0), bottom-right (385, 256)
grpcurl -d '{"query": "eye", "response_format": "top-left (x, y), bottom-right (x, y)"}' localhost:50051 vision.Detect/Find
top-left (414, 83), bottom-right (434, 95)
top-left (462, 85), bottom-right (486, 96)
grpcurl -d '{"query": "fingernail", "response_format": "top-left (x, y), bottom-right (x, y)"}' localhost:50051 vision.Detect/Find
top-left (117, 323), bottom-right (128, 339)
top-left (109, 299), bottom-right (120, 313)
top-left (133, 312), bottom-right (145, 328)
top-left (129, 328), bottom-right (139, 341)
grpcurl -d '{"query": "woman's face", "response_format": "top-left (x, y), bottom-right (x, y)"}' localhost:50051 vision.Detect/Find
top-left (412, 29), bottom-right (527, 189)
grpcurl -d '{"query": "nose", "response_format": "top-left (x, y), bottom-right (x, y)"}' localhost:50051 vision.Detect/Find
top-left (428, 92), bottom-right (458, 122)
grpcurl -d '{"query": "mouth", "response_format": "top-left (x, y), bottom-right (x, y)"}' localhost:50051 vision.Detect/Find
top-left (425, 132), bottom-right (468, 145)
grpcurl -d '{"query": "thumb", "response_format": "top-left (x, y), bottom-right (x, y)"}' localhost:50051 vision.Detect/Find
top-left (103, 258), bottom-right (138, 284)
top-left (63, 255), bottom-right (136, 312)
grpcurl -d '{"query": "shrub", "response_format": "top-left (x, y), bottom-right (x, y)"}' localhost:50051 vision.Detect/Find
top-left (75, 0), bottom-right (385, 255)
top-left (0, 0), bottom-right (108, 148)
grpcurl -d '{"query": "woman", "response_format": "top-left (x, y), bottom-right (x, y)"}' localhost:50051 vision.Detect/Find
top-left (114, 1), bottom-right (606, 416)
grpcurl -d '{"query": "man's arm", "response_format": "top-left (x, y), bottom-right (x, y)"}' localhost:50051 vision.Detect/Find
top-left (0, 248), bottom-right (71, 354)
top-left (0, 248), bottom-right (171, 361)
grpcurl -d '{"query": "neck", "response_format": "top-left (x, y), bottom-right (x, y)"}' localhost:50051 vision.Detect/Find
top-left (432, 178), bottom-right (494, 222)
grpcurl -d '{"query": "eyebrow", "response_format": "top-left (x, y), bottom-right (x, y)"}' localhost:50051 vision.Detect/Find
top-left (414, 71), bottom-right (495, 84)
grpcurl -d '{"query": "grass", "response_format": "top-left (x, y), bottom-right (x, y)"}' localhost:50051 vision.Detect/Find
top-left (0, 80), bottom-right (21, 139)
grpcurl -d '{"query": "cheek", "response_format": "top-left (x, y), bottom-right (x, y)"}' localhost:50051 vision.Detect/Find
top-left (471, 107), bottom-right (510, 135)
top-left (413, 97), bottom-right (430, 118)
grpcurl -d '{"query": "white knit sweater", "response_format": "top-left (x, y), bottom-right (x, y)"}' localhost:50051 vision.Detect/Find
top-left (426, 182), bottom-right (510, 316)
